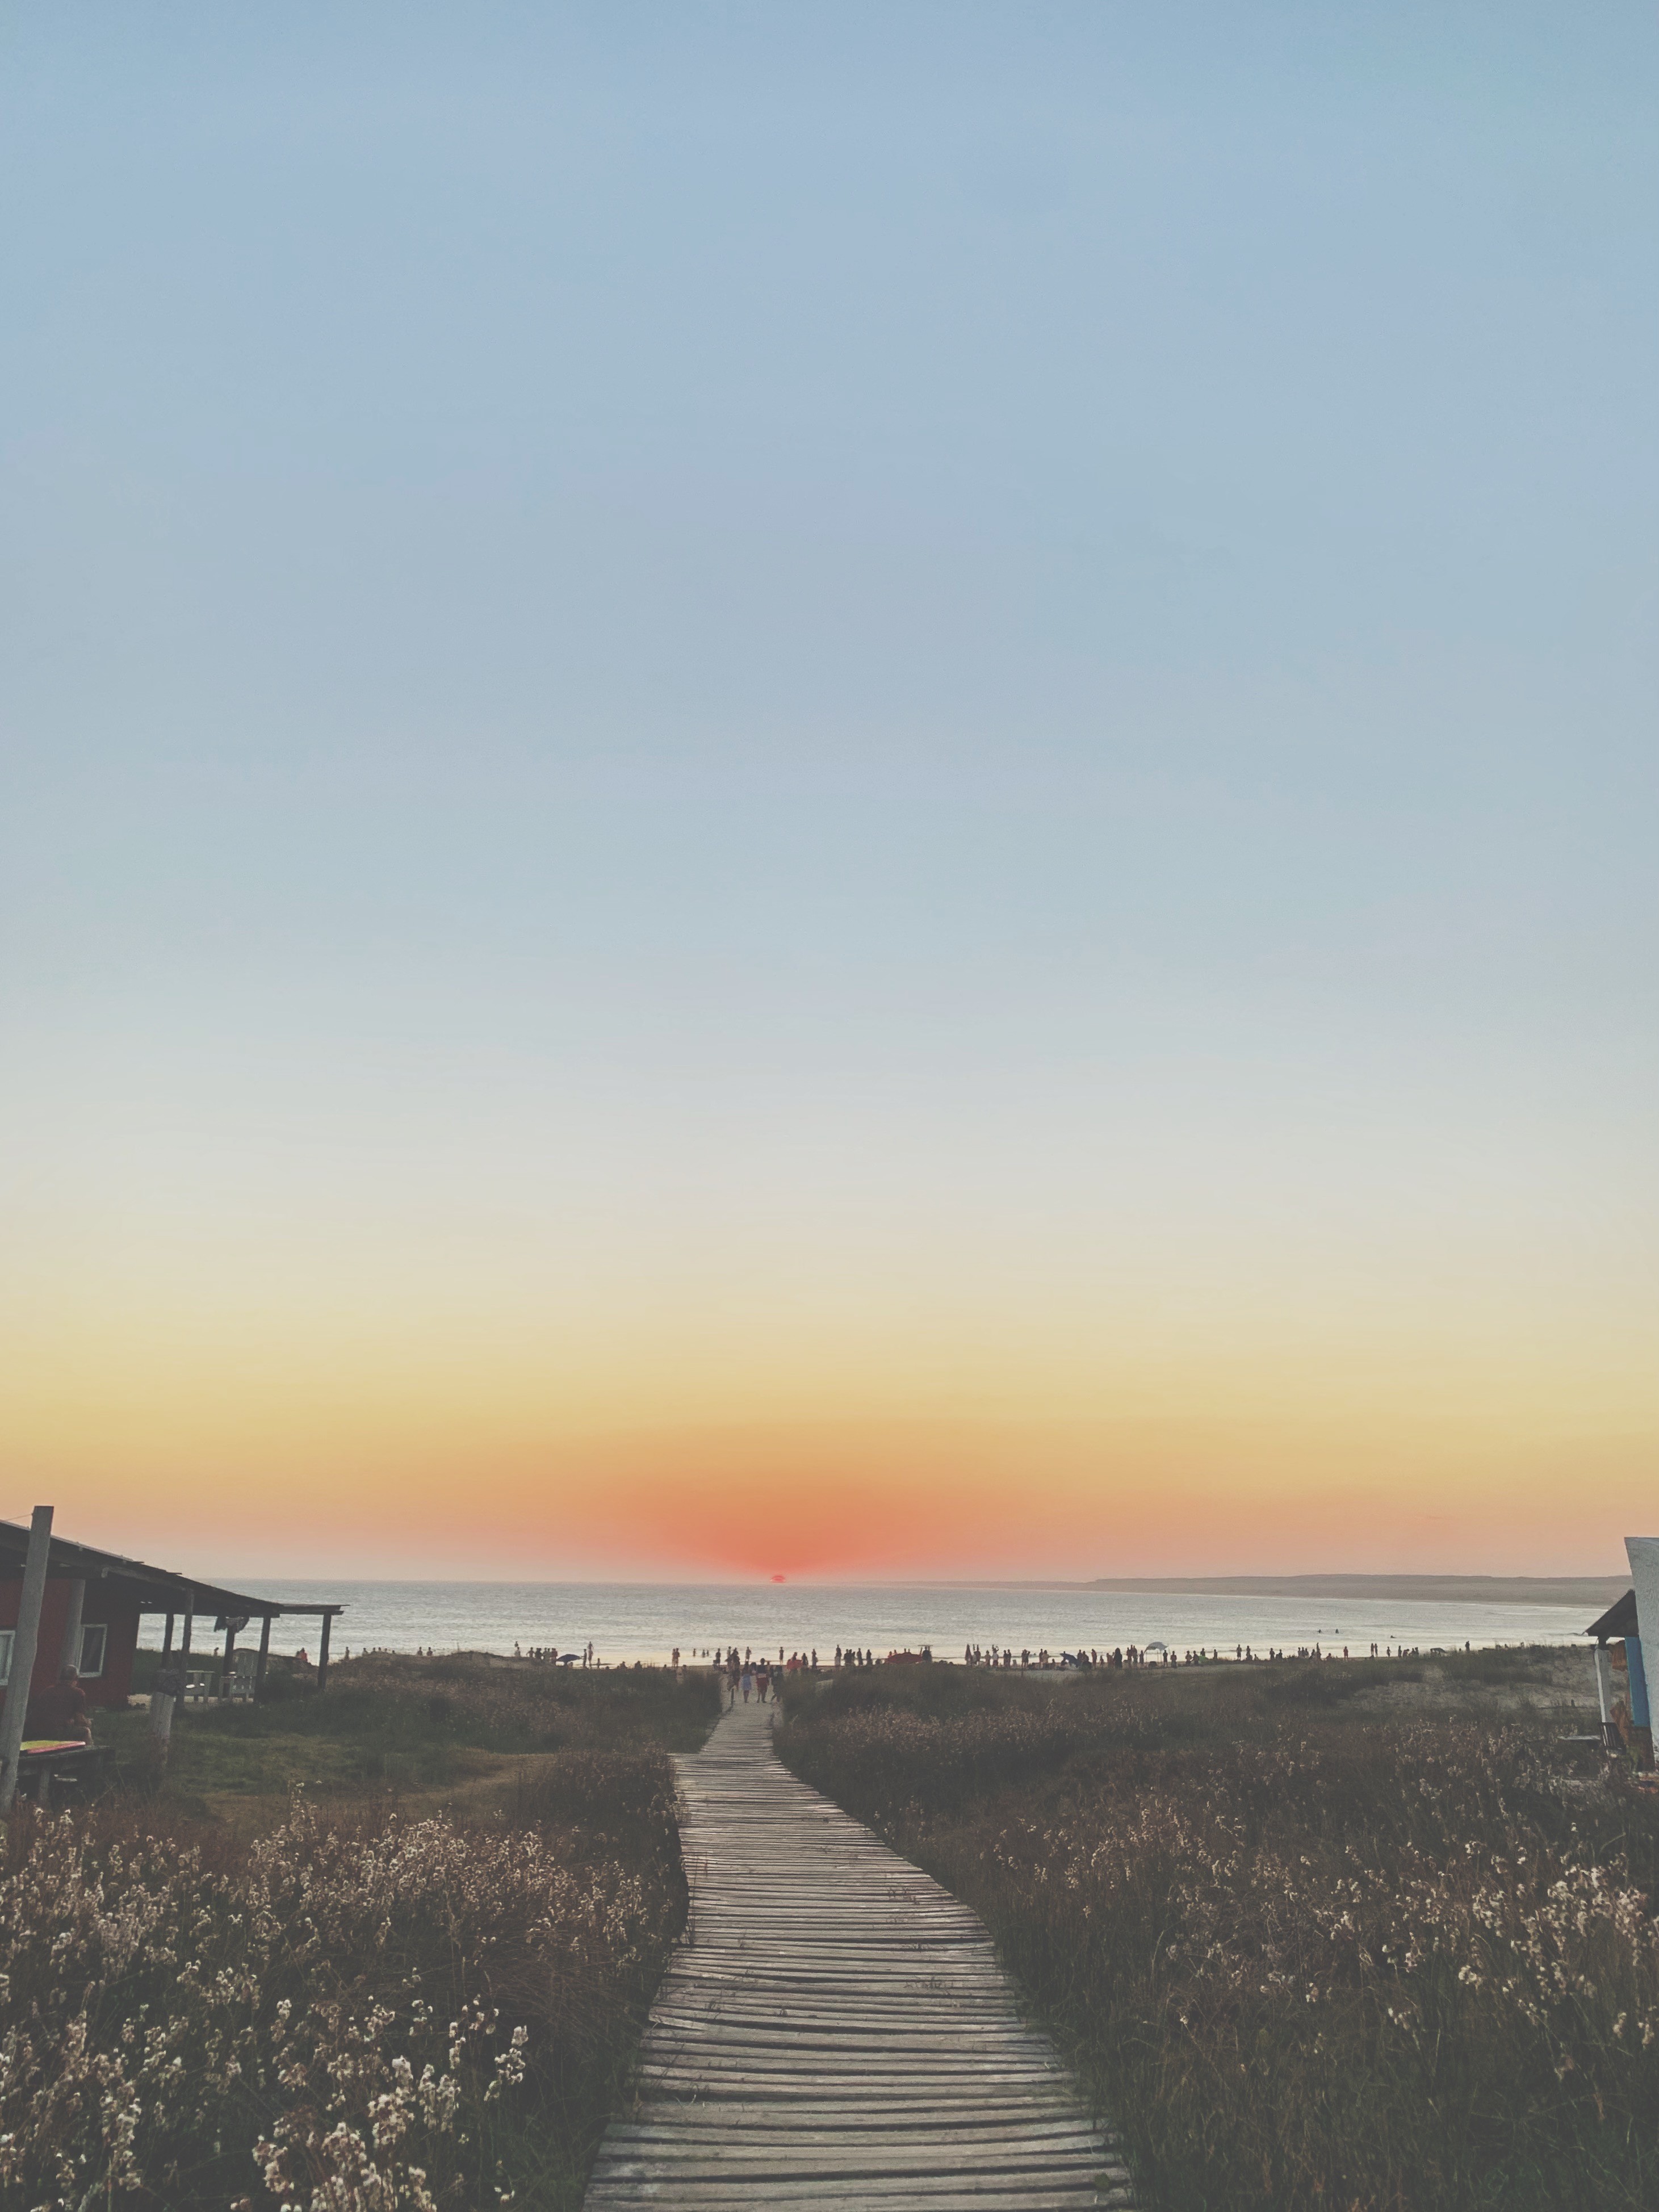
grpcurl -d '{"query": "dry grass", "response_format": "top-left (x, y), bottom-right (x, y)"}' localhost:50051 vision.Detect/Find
top-left (778, 1656), bottom-right (1659, 2212)
top-left (0, 1661), bottom-right (719, 2211)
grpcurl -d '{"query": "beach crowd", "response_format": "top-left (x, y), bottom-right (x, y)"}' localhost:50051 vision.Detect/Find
top-left (492, 1635), bottom-right (1470, 1674)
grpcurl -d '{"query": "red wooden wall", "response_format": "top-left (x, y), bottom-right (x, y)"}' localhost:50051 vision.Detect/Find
top-left (0, 1581), bottom-right (141, 1710)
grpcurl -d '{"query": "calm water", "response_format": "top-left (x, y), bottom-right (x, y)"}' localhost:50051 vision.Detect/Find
top-left (139, 1580), bottom-right (1602, 1667)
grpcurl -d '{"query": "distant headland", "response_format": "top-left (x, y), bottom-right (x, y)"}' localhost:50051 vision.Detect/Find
top-left (927, 1574), bottom-right (1627, 1608)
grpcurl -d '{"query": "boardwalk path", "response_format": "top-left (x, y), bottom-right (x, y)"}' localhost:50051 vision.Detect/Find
top-left (585, 1694), bottom-right (1136, 2210)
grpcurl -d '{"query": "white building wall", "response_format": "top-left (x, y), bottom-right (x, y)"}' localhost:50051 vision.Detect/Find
top-left (1626, 1537), bottom-right (1659, 1734)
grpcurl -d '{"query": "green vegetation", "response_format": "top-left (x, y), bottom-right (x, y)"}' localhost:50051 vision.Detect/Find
top-left (100, 1650), bottom-right (718, 1812)
top-left (778, 1652), bottom-right (1659, 2212)
top-left (0, 1657), bottom-right (720, 2211)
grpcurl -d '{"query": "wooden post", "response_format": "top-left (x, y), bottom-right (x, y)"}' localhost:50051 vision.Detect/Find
top-left (317, 1612), bottom-right (333, 1693)
top-left (255, 1612), bottom-right (273, 1688)
top-left (178, 1593), bottom-right (194, 1706)
top-left (0, 1506), bottom-right (55, 1814)
top-left (1594, 1644), bottom-right (1616, 1750)
top-left (60, 1580), bottom-right (86, 1677)
top-left (222, 1620), bottom-right (237, 1698)
top-left (150, 1602), bottom-right (185, 1749)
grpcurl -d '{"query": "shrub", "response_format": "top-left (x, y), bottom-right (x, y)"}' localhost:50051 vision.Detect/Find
top-left (0, 1661), bottom-right (720, 2209)
top-left (779, 1665), bottom-right (1659, 2211)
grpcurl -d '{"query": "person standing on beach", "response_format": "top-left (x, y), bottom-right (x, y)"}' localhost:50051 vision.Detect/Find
top-left (740, 1664), bottom-right (754, 1703)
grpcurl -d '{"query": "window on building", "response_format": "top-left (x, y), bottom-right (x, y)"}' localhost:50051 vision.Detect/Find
top-left (78, 1623), bottom-right (108, 1679)
top-left (0, 1631), bottom-right (11, 1686)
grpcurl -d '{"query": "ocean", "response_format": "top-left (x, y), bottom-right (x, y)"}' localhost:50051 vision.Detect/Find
top-left (138, 1580), bottom-right (1607, 1668)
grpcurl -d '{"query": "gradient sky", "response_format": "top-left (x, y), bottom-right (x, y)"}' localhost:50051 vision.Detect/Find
top-left (2, 3), bottom-right (1655, 1581)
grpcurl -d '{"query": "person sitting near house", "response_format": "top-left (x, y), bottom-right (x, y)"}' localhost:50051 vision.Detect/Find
top-left (26, 1664), bottom-right (93, 1744)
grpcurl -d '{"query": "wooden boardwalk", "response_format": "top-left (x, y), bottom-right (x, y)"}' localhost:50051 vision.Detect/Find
top-left (584, 1694), bottom-right (1136, 2210)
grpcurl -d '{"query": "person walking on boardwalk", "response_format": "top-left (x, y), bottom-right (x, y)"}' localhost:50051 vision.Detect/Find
top-left (756, 1661), bottom-right (771, 1703)
top-left (725, 1658), bottom-right (739, 1709)
top-left (740, 1663), bottom-right (754, 1703)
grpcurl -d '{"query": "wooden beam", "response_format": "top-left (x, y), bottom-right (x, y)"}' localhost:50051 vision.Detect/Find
top-left (0, 1507), bottom-right (55, 1813)
top-left (161, 1611), bottom-right (175, 1657)
top-left (150, 1684), bottom-right (177, 1751)
top-left (255, 1611), bottom-right (272, 1687)
top-left (317, 1610), bottom-right (333, 1693)
top-left (59, 1579), bottom-right (86, 1677)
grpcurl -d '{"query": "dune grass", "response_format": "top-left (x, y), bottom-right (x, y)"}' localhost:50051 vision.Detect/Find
top-left (101, 1650), bottom-right (719, 1813)
top-left (0, 1659), bottom-right (720, 2211)
top-left (777, 1654), bottom-right (1659, 2212)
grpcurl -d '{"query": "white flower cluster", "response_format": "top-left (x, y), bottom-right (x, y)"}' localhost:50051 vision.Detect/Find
top-left (0, 1786), bottom-right (676, 2209)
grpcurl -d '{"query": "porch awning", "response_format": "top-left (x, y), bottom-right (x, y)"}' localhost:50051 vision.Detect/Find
top-left (1585, 1589), bottom-right (1638, 1644)
top-left (0, 1520), bottom-right (343, 1624)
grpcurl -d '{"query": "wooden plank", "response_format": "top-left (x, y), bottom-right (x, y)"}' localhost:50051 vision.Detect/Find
top-left (602, 2123), bottom-right (1115, 2145)
top-left (589, 2185), bottom-right (1124, 2205)
top-left (605, 2187), bottom-right (1132, 2201)
top-left (581, 1696), bottom-right (1136, 2210)
top-left (643, 2024), bottom-right (1063, 2054)
top-left (591, 2151), bottom-right (1116, 2181)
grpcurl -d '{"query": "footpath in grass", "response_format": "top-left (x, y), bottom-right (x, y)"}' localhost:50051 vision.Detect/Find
top-left (0, 1655), bottom-right (720, 2212)
top-left (111, 1647), bottom-right (719, 1816)
top-left (777, 1651), bottom-right (1659, 2212)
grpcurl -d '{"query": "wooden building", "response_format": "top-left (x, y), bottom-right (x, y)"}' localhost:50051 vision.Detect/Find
top-left (0, 1516), bottom-right (344, 1716)
top-left (1586, 1543), bottom-right (1656, 1770)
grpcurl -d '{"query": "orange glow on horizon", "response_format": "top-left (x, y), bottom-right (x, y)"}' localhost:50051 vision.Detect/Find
top-left (7, 1396), bottom-right (1652, 1585)
top-left (3, 1172), bottom-right (1653, 1585)
top-left (5, 2), bottom-right (1653, 1607)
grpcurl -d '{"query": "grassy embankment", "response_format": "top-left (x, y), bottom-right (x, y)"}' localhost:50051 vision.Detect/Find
top-left (778, 1650), bottom-right (1659, 2212)
top-left (0, 1654), bottom-right (719, 2211)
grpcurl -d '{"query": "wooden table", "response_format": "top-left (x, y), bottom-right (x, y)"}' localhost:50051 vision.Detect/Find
top-left (14, 1741), bottom-right (114, 1809)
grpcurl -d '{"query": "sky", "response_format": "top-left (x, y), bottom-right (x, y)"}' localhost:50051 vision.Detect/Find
top-left (2, 3), bottom-right (1655, 1583)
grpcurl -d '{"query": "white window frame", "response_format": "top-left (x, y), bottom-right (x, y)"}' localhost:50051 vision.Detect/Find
top-left (0, 1631), bottom-right (11, 1686)
top-left (78, 1623), bottom-right (108, 1679)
